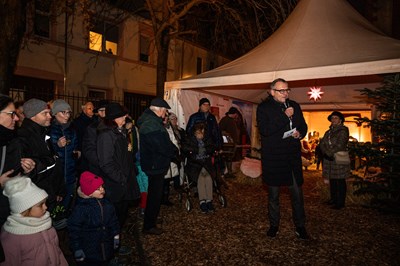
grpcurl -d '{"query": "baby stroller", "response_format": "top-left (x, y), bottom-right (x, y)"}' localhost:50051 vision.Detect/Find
top-left (178, 157), bottom-right (227, 212)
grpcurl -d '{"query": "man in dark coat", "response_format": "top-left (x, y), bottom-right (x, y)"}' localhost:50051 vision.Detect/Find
top-left (17, 98), bottom-right (65, 213)
top-left (137, 98), bottom-right (176, 235)
top-left (256, 78), bottom-right (309, 239)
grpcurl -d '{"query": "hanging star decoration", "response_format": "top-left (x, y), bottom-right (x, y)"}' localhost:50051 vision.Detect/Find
top-left (308, 86), bottom-right (324, 101)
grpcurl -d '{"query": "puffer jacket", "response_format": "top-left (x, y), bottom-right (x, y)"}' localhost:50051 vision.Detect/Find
top-left (49, 120), bottom-right (78, 184)
top-left (0, 227), bottom-right (68, 266)
top-left (320, 124), bottom-right (351, 179)
top-left (68, 188), bottom-right (120, 262)
top-left (137, 108), bottom-right (176, 176)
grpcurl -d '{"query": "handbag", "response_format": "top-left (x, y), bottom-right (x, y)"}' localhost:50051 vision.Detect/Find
top-left (334, 151), bottom-right (350, 165)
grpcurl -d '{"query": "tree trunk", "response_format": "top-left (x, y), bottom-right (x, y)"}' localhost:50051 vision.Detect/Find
top-left (156, 29), bottom-right (170, 98)
top-left (0, 0), bottom-right (27, 95)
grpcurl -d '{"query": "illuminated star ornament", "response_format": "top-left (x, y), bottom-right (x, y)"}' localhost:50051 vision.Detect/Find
top-left (308, 86), bottom-right (324, 101)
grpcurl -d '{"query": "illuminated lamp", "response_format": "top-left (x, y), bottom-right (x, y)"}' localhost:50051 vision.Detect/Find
top-left (308, 86), bottom-right (324, 101)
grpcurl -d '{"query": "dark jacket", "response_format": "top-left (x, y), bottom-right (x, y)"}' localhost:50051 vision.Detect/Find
top-left (256, 96), bottom-right (308, 186)
top-left (82, 120), bottom-right (104, 177)
top-left (72, 113), bottom-right (98, 152)
top-left (49, 120), bottom-right (78, 184)
top-left (320, 124), bottom-right (351, 179)
top-left (182, 134), bottom-right (216, 184)
top-left (17, 118), bottom-right (65, 210)
top-left (137, 108), bottom-right (176, 176)
top-left (187, 111), bottom-right (223, 150)
top-left (0, 126), bottom-right (23, 227)
top-left (68, 188), bottom-right (120, 262)
top-left (97, 121), bottom-right (140, 203)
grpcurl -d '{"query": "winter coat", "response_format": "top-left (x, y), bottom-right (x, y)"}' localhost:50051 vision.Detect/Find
top-left (320, 124), bottom-right (351, 179)
top-left (187, 111), bottom-right (223, 150)
top-left (219, 115), bottom-right (240, 144)
top-left (182, 134), bottom-right (216, 184)
top-left (82, 120), bottom-right (104, 177)
top-left (0, 125), bottom-right (23, 227)
top-left (68, 188), bottom-right (120, 262)
top-left (97, 121), bottom-right (140, 203)
top-left (17, 118), bottom-right (65, 210)
top-left (72, 112), bottom-right (98, 152)
top-left (256, 96), bottom-right (308, 186)
top-left (137, 109), bottom-right (176, 176)
top-left (49, 120), bottom-right (78, 184)
top-left (0, 227), bottom-right (67, 266)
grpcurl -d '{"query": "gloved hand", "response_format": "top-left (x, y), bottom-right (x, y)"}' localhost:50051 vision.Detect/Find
top-left (114, 235), bottom-right (120, 249)
top-left (74, 249), bottom-right (85, 262)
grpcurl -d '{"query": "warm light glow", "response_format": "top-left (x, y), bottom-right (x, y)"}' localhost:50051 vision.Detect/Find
top-left (308, 86), bottom-right (324, 101)
top-left (89, 31), bottom-right (102, 52)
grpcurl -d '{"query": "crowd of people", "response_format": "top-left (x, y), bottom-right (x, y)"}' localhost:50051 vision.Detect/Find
top-left (0, 93), bottom-right (242, 265)
top-left (0, 79), bottom-right (352, 264)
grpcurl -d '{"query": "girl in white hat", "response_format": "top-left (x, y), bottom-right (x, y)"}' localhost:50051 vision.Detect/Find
top-left (0, 177), bottom-right (67, 265)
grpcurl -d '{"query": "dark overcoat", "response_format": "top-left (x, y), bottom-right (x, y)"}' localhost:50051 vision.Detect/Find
top-left (256, 96), bottom-right (308, 186)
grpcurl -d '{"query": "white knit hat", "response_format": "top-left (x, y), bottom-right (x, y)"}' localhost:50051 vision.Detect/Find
top-left (3, 177), bottom-right (48, 214)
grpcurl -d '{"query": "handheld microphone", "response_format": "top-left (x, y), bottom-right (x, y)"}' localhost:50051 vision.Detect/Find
top-left (284, 99), bottom-right (290, 108)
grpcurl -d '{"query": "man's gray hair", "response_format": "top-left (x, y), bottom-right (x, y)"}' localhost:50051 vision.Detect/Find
top-left (150, 105), bottom-right (165, 112)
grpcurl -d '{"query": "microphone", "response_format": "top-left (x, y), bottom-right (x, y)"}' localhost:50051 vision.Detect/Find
top-left (284, 99), bottom-right (290, 108)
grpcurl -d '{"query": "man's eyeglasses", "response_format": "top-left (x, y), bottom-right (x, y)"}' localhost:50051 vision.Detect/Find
top-left (0, 111), bottom-right (17, 119)
top-left (273, 89), bottom-right (291, 94)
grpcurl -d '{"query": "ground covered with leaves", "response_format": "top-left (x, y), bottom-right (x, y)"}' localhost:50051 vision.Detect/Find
top-left (106, 169), bottom-right (400, 265)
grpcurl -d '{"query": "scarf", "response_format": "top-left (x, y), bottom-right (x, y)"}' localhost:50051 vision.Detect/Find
top-left (3, 212), bottom-right (52, 235)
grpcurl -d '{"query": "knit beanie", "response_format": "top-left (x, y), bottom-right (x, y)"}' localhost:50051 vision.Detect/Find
top-left (51, 99), bottom-right (71, 115)
top-left (80, 171), bottom-right (104, 196)
top-left (23, 98), bottom-right (48, 118)
top-left (3, 177), bottom-right (48, 214)
top-left (199, 98), bottom-right (210, 106)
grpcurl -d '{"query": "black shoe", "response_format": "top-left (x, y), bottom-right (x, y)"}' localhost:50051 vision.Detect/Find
top-left (295, 227), bottom-right (309, 240)
top-left (206, 201), bottom-right (215, 213)
top-left (267, 226), bottom-right (279, 238)
top-left (200, 202), bottom-right (208, 214)
top-left (142, 227), bottom-right (164, 235)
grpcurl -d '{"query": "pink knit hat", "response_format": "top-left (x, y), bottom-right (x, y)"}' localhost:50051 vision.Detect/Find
top-left (80, 171), bottom-right (104, 196)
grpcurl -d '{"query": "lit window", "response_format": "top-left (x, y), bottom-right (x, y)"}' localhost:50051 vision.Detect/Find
top-left (89, 21), bottom-right (119, 54)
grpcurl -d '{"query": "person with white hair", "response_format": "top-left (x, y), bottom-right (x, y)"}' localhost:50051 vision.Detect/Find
top-left (137, 98), bottom-right (176, 235)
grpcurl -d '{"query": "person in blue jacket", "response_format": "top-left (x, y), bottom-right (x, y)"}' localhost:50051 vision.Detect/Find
top-left (68, 171), bottom-right (120, 265)
top-left (49, 99), bottom-right (79, 210)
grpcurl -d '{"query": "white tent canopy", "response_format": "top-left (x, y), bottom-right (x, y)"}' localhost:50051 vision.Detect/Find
top-left (165, 0), bottom-right (400, 106)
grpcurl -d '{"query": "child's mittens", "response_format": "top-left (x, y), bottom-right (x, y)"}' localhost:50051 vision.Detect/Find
top-left (114, 235), bottom-right (120, 249)
top-left (74, 249), bottom-right (86, 261)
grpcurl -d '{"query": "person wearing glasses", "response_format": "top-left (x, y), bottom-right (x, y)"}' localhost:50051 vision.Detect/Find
top-left (0, 95), bottom-right (37, 262)
top-left (49, 99), bottom-right (79, 210)
top-left (256, 78), bottom-right (309, 240)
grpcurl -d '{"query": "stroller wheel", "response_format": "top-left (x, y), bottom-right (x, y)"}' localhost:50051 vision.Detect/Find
top-left (185, 198), bottom-right (192, 212)
top-left (219, 194), bottom-right (227, 208)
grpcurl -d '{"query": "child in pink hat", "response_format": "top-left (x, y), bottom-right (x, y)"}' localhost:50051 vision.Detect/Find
top-left (67, 171), bottom-right (120, 265)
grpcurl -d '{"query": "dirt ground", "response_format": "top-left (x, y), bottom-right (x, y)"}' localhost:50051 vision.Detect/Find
top-left (114, 168), bottom-right (400, 266)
